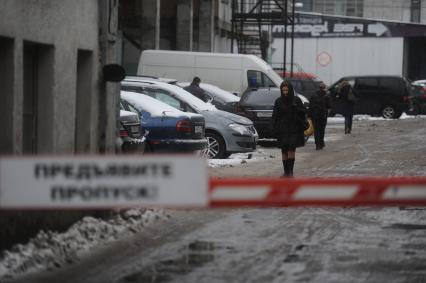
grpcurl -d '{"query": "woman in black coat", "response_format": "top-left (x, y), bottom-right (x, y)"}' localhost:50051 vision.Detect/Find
top-left (337, 80), bottom-right (356, 134)
top-left (272, 80), bottom-right (307, 177)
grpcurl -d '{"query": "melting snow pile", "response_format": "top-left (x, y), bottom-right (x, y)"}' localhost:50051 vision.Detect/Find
top-left (0, 209), bottom-right (167, 281)
top-left (208, 147), bottom-right (277, 168)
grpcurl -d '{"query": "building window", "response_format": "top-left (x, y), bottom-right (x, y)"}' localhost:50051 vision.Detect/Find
top-left (23, 42), bottom-right (54, 154)
top-left (75, 49), bottom-right (93, 153)
top-left (313, 0), bottom-right (363, 17)
top-left (411, 0), bottom-right (421, 23)
top-left (0, 36), bottom-right (14, 154)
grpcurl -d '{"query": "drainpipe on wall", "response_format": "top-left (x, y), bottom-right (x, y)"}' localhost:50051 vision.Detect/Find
top-left (98, 0), bottom-right (121, 154)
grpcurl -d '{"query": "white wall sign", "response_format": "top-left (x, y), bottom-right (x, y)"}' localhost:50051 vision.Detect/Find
top-left (0, 156), bottom-right (208, 209)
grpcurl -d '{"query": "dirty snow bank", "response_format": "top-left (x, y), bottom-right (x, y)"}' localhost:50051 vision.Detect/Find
top-left (208, 147), bottom-right (277, 168)
top-left (329, 113), bottom-right (426, 122)
top-left (0, 209), bottom-right (167, 281)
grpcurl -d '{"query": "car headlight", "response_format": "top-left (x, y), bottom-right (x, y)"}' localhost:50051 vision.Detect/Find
top-left (228, 123), bottom-right (251, 136)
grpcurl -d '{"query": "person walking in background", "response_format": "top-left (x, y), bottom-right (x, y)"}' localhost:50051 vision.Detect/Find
top-left (272, 80), bottom-right (307, 177)
top-left (337, 80), bottom-right (356, 134)
top-left (309, 82), bottom-right (331, 150)
top-left (183, 77), bottom-right (211, 102)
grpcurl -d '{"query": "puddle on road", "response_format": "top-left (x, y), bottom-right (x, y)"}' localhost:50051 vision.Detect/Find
top-left (385, 223), bottom-right (426, 230)
top-left (283, 254), bottom-right (301, 263)
top-left (119, 240), bottom-right (234, 283)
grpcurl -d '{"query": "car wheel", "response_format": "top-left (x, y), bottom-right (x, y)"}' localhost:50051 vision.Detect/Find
top-left (382, 105), bottom-right (398, 119)
top-left (205, 132), bottom-right (226, 159)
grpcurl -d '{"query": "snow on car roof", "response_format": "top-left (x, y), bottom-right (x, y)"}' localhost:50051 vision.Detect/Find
top-left (125, 78), bottom-right (217, 111)
top-left (121, 91), bottom-right (183, 117)
top-left (413, 80), bottom-right (426, 86)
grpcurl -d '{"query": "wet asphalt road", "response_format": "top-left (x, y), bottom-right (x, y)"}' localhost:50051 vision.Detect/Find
top-left (11, 117), bottom-right (426, 283)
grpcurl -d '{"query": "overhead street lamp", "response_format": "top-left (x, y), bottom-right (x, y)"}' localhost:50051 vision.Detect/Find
top-left (283, 0), bottom-right (298, 78)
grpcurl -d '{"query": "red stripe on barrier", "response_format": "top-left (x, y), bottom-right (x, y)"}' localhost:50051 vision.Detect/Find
top-left (209, 177), bottom-right (426, 207)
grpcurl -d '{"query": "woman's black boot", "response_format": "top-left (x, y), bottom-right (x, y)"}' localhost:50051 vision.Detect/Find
top-left (282, 160), bottom-right (288, 177)
top-left (287, 159), bottom-right (295, 177)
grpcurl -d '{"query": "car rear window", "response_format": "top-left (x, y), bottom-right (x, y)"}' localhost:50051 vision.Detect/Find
top-left (302, 81), bottom-right (317, 92)
top-left (380, 78), bottom-right (403, 95)
top-left (356, 78), bottom-right (379, 91)
top-left (288, 80), bottom-right (303, 93)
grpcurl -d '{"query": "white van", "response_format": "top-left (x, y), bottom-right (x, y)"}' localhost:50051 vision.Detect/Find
top-left (137, 50), bottom-right (284, 96)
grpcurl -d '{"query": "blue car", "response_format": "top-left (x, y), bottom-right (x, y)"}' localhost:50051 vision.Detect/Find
top-left (120, 91), bottom-right (207, 153)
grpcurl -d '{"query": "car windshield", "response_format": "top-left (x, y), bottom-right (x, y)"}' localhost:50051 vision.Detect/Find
top-left (143, 80), bottom-right (217, 112)
top-left (200, 83), bottom-right (240, 103)
top-left (120, 91), bottom-right (183, 117)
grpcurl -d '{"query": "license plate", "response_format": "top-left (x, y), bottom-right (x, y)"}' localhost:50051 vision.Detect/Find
top-left (131, 126), bottom-right (140, 133)
top-left (195, 125), bottom-right (203, 134)
top-left (257, 112), bottom-right (272, 117)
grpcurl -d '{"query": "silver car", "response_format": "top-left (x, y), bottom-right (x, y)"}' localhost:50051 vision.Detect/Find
top-left (122, 78), bottom-right (258, 159)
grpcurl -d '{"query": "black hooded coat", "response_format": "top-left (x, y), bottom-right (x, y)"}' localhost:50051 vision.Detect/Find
top-left (272, 81), bottom-right (306, 149)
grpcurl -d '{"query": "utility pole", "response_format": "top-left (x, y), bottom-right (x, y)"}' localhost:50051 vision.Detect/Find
top-left (98, 0), bottom-right (120, 153)
top-left (283, 0), bottom-right (288, 77)
top-left (290, 0), bottom-right (295, 77)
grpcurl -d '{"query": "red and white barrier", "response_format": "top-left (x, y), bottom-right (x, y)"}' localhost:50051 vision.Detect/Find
top-left (1, 155), bottom-right (426, 208)
top-left (209, 177), bottom-right (426, 207)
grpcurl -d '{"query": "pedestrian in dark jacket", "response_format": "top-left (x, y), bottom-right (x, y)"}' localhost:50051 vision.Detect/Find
top-left (336, 80), bottom-right (356, 134)
top-left (272, 80), bottom-right (307, 177)
top-left (309, 82), bottom-right (331, 150)
top-left (183, 77), bottom-right (211, 102)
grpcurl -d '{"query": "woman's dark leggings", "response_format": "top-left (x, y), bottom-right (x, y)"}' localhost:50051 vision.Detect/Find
top-left (344, 114), bottom-right (353, 133)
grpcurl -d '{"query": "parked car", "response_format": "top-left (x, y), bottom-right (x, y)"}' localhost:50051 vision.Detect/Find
top-left (412, 80), bottom-right (426, 89)
top-left (236, 88), bottom-right (310, 139)
top-left (328, 75), bottom-right (412, 119)
top-left (286, 77), bottom-right (322, 100)
top-left (120, 91), bottom-right (207, 153)
top-left (126, 75), bottom-right (178, 85)
top-left (177, 82), bottom-right (240, 114)
top-left (121, 78), bottom-right (258, 159)
top-left (277, 71), bottom-right (318, 80)
top-left (117, 109), bottom-right (146, 153)
top-left (407, 84), bottom-right (426, 115)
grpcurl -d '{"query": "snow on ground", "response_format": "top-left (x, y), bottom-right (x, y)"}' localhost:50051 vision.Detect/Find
top-left (329, 113), bottom-right (426, 122)
top-left (208, 147), bottom-right (278, 168)
top-left (0, 209), bottom-right (167, 281)
top-left (208, 114), bottom-right (426, 169)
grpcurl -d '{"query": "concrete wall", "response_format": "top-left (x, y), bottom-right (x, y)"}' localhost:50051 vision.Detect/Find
top-left (307, 0), bottom-right (426, 24)
top-left (421, 0), bottom-right (426, 23)
top-left (0, 0), bottom-right (113, 154)
top-left (271, 37), bottom-right (404, 85)
top-left (213, 0), bottom-right (232, 53)
top-left (0, 0), bottom-right (122, 251)
top-left (363, 0), bottom-right (411, 22)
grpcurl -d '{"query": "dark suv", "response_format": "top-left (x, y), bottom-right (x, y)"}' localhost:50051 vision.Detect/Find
top-left (286, 77), bottom-right (322, 100)
top-left (328, 76), bottom-right (412, 119)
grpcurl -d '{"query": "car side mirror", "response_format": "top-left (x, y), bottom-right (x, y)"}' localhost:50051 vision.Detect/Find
top-left (103, 64), bottom-right (126, 82)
